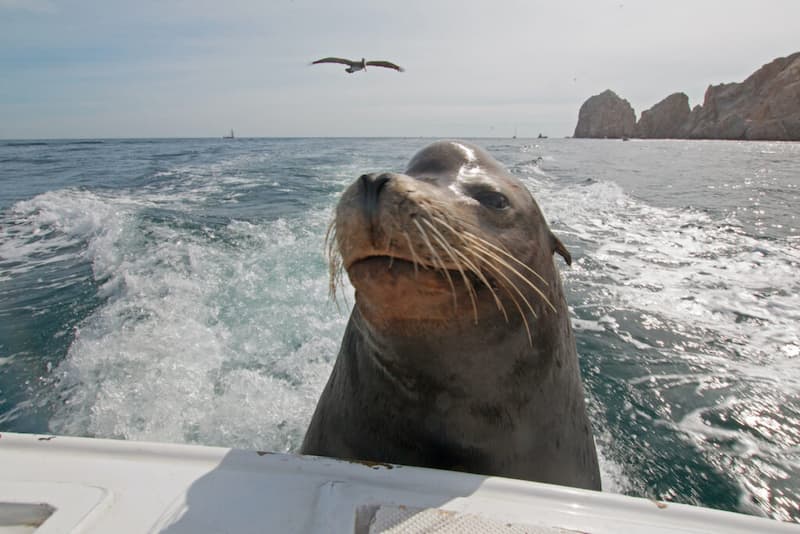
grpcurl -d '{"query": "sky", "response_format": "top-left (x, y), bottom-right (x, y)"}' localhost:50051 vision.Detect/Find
top-left (1, 0), bottom-right (799, 139)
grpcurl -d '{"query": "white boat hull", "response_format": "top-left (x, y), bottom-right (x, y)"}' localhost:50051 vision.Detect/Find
top-left (0, 432), bottom-right (796, 533)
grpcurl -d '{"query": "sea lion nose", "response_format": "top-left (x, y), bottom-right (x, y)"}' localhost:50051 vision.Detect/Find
top-left (360, 173), bottom-right (392, 221)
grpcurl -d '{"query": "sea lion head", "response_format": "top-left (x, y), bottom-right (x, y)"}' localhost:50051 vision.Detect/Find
top-left (329, 140), bottom-right (571, 350)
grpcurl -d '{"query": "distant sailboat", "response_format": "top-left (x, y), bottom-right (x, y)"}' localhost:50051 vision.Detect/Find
top-left (512, 126), bottom-right (518, 139)
top-left (223, 129), bottom-right (235, 139)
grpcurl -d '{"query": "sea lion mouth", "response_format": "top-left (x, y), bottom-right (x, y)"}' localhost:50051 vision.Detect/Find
top-left (348, 254), bottom-right (491, 289)
top-left (349, 254), bottom-right (430, 271)
top-left (349, 254), bottom-right (414, 269)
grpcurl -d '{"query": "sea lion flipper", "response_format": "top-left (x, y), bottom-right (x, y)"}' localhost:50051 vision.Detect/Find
top-left (551, 233), bottom-right (572, 266)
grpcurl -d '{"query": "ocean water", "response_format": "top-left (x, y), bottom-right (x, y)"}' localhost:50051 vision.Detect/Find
top-left (1, 137), bottom-right (798, 523)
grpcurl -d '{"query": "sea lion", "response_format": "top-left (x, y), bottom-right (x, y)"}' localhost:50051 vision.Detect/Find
top-left (301, 140), bottom-right (601, 490)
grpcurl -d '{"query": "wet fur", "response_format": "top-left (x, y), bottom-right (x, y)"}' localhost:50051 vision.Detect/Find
top-left (302, 140), bottom-right (601, 490)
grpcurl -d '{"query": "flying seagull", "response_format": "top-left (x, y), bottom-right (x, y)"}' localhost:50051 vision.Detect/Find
top-left (311, 57), bottom-right (404, 73)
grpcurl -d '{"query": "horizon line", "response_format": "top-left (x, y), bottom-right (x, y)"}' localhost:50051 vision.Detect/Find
top-left (0, 135), bottom-right (573, 142)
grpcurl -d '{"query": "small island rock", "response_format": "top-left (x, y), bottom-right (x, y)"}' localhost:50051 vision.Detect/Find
top-left (573, 90), bottom-right (636, 139)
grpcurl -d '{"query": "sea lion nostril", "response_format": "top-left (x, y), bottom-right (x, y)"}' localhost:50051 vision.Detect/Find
top-left (361, 173), bottom-right (391, 194)
top-left (361, 173), bottom-right (392, 220)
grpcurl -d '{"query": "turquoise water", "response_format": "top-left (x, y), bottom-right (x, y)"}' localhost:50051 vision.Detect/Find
top-left (1, 137), bottom-right (798, 522)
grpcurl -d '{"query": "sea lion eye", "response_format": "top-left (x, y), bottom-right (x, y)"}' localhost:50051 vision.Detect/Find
top-left (474, 190), bottom-right (510, 210)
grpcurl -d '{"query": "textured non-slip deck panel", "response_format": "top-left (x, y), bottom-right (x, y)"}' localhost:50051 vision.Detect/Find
top-left (357, 505), bottom-right (577, 534)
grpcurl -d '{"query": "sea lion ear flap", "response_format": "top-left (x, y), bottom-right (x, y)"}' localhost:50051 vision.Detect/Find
top-left (550, 232), bottom-right (572, 266)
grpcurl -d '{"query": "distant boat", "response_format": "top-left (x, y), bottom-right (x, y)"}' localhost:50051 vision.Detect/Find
top-left (537, 133), bottom-right (548, 139)
top-left (223, 129), bottom-right (235, 139)
top-left (512, 126), bottom-right (518, 139)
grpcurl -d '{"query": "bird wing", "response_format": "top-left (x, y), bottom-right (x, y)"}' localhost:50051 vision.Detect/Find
top-left (311, 57), bottom-right (357, 67)
top-left (365, 60), bottom-right (404, 72)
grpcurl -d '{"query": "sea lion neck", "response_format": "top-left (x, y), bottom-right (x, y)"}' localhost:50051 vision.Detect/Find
top-left (349, 304), bottom-right (535, 395)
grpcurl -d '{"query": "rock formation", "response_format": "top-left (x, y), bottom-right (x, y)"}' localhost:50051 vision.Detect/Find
top-left (635, 92), bottom-right (690, 139)
top-left (573, 90), bottom-right (636, 138)
top-left (683, 52), bottom-right (800, 140)
top-left (573, 52), bottom-right (800, 141)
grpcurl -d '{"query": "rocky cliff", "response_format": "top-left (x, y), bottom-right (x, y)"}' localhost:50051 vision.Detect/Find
top-left (574, 52), bottom-right (800, 141)
top-left (683, 52), bottom-right (800, 140)
top-left (634, 92), bottom-right (690, 139)
top-left (573, 90), bottom-right (636, 138)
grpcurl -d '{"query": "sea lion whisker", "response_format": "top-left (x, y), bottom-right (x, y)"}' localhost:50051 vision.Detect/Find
top-left (422, 206), bottom-right (471, 235)
top-left (462, 231), bottom-right (549, 287)
top-left (422, 218), bottom-right (480, 323)
top-left (451, 247), bottom-right (509, 323)
top-left (478, 258), bottom-right (536, 345)
top-left (385, 228), bottom-right (396, 269)
top-left (416, 202), bottom-right (471, 245)
top-left (506, 289), bottom-right (533, 347)
top-left (402, 231), bottom-right (421, 277)
top-left (406, 221), bottom-right (431, 271)
top-left (325, 219), bottom-right (344, 301)
top-left (413, 218), bottom-right (458, 310)
top-left (476, 258), bottom-right (533, 345)
top-left (425, 216), bottom-right (509, 322)
top-left (424, 201), bottom-right (466, 227)
top-left (420, 217), bottom-right (470, 278)
top-left (462, 237), bottom-right (556, 313)
top-left (472, 249), bottom-right (538, 319)
top-left (324, 218), bottom-right (337, 284)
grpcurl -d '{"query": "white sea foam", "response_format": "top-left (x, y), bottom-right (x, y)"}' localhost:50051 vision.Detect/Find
top-left (0, 189), bottom-right (141, 284)
top-left (534, 177), bottom-right (800, 392)
top-left (2, 171), bottom-right (347, 451)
